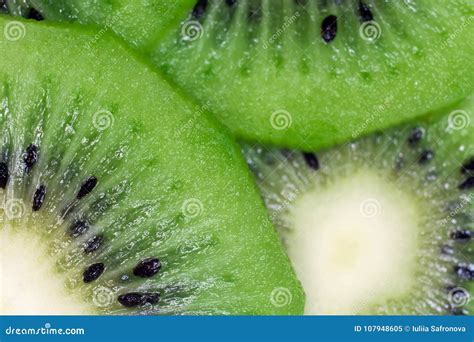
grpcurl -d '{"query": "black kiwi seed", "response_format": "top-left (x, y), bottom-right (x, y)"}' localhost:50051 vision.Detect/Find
top-left (83, 235), bottom-right (104, 254)
top-left (77, 176), bottom-right (98, 199)
top-left (454, 265), bottom-right (474, 280)
top-left (192, 0), bottom-right (208, 19)
top-left (83, 262), bottom-right (105, 283)
top-left (118, 292), bottom-right (160, 307)
top-left (27, 8), bottom-right (44, 21)
top-left (461, 157), bottom-right (474, 175)
top-left (458, 176), bottom-right (474, 191)
top-left (450, 229), bottom-right (472, 242)
top-left (358, 1), bottom-right (374, 22)
top-left (407, 127), bottom-right (424, 147)
top-left (0, 162), bottom-right (8, 188)
top-left (303, 152), bottom-right (319, 170)
top-left (133, 258), bottom-right (161, 278)
top-left (70, 220), bottom-right (89, 238)
top-left (321, 15), bottom-right (337, 43)
top-left (418, 149), bottom-right (434, 164)
top-left (24, 144), bottom-right (38, 172)
top-left (32, 185), bottom-right (46, 211)
top-left (225, 0), bottom-right (236, 6)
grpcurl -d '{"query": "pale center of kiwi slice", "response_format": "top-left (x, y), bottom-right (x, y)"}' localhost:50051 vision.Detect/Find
top-left (1, 225), bottom-right (90, 314)
top-left (244, 115), bottom-right (474, 315)
top-left (284, 171), bottom-right (421, 314)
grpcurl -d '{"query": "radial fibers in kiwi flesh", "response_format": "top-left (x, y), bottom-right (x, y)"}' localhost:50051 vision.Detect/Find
top-left (3, 0), bottom-right (38, 18)
top-left (28, 0), bottom-right (196, 48)
top-left (0, 17), bottom-right (304, 315)
top-left (245, 95), bottom-right (474, 315)
top-left (29, 0), bottom-right (474, 149)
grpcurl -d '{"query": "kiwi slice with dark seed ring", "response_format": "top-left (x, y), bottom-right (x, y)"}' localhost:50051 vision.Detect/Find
top-left (244, 95), bottom-right (474, 314)
top-left (29, 0), bottom-right (474, 149)
top-left (0, 16), bottom-right (304, 315)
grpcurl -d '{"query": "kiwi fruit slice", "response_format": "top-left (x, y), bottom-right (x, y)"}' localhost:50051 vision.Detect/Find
top-left (28, 0), bottom-right (474, 149)
top-left (244, 95), bottom-right (474, 314)
top-left (0, 16), bottom-right (304, 315)
top-left (26, 0), bottom-right (196, 49)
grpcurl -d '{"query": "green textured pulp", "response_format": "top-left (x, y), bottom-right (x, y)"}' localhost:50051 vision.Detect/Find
top-left (0, 16), bottom-right (304, 315)
top-left (31, 0), bottom-right (474, 149)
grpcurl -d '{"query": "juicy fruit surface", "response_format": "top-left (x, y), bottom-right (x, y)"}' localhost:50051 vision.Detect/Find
top-left (287, 172), bottom-right (421, 314)
top-left (245, 95), bottom-right (474, 314)
top-left (0, 16), bottom-right (303, 315)
top-left (29, 0), bottom-right (196, 49)
top-left (31, 0), bottom-right (474, 149)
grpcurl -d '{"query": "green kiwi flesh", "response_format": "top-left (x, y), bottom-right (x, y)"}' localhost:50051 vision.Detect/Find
top-left (28, 0), bottom-right (196, 49)
top-left (244, 95), bottom-right (474, 314)
top-left (0, 16), bottom-right (304, 315)
top-left (30, 0), bottom-right (474, 149)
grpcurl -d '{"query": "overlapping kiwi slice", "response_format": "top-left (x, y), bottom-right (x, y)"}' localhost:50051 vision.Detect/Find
top-left (0, 16), bottom-right (304, 315)
top-left (5, 1), bottom-right (473, 316)
top-left (28, 0), bottom-right (474, 149)
top-left (26, 0), bottom-right (196, 47)
top-left (245, 95), bottom-right (474, 314)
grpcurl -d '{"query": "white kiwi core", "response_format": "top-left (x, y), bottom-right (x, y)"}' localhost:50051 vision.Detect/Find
top-left (0, 228), bottom-right (90, 315)
top-left (284, 171), bottom-right (420, 314)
